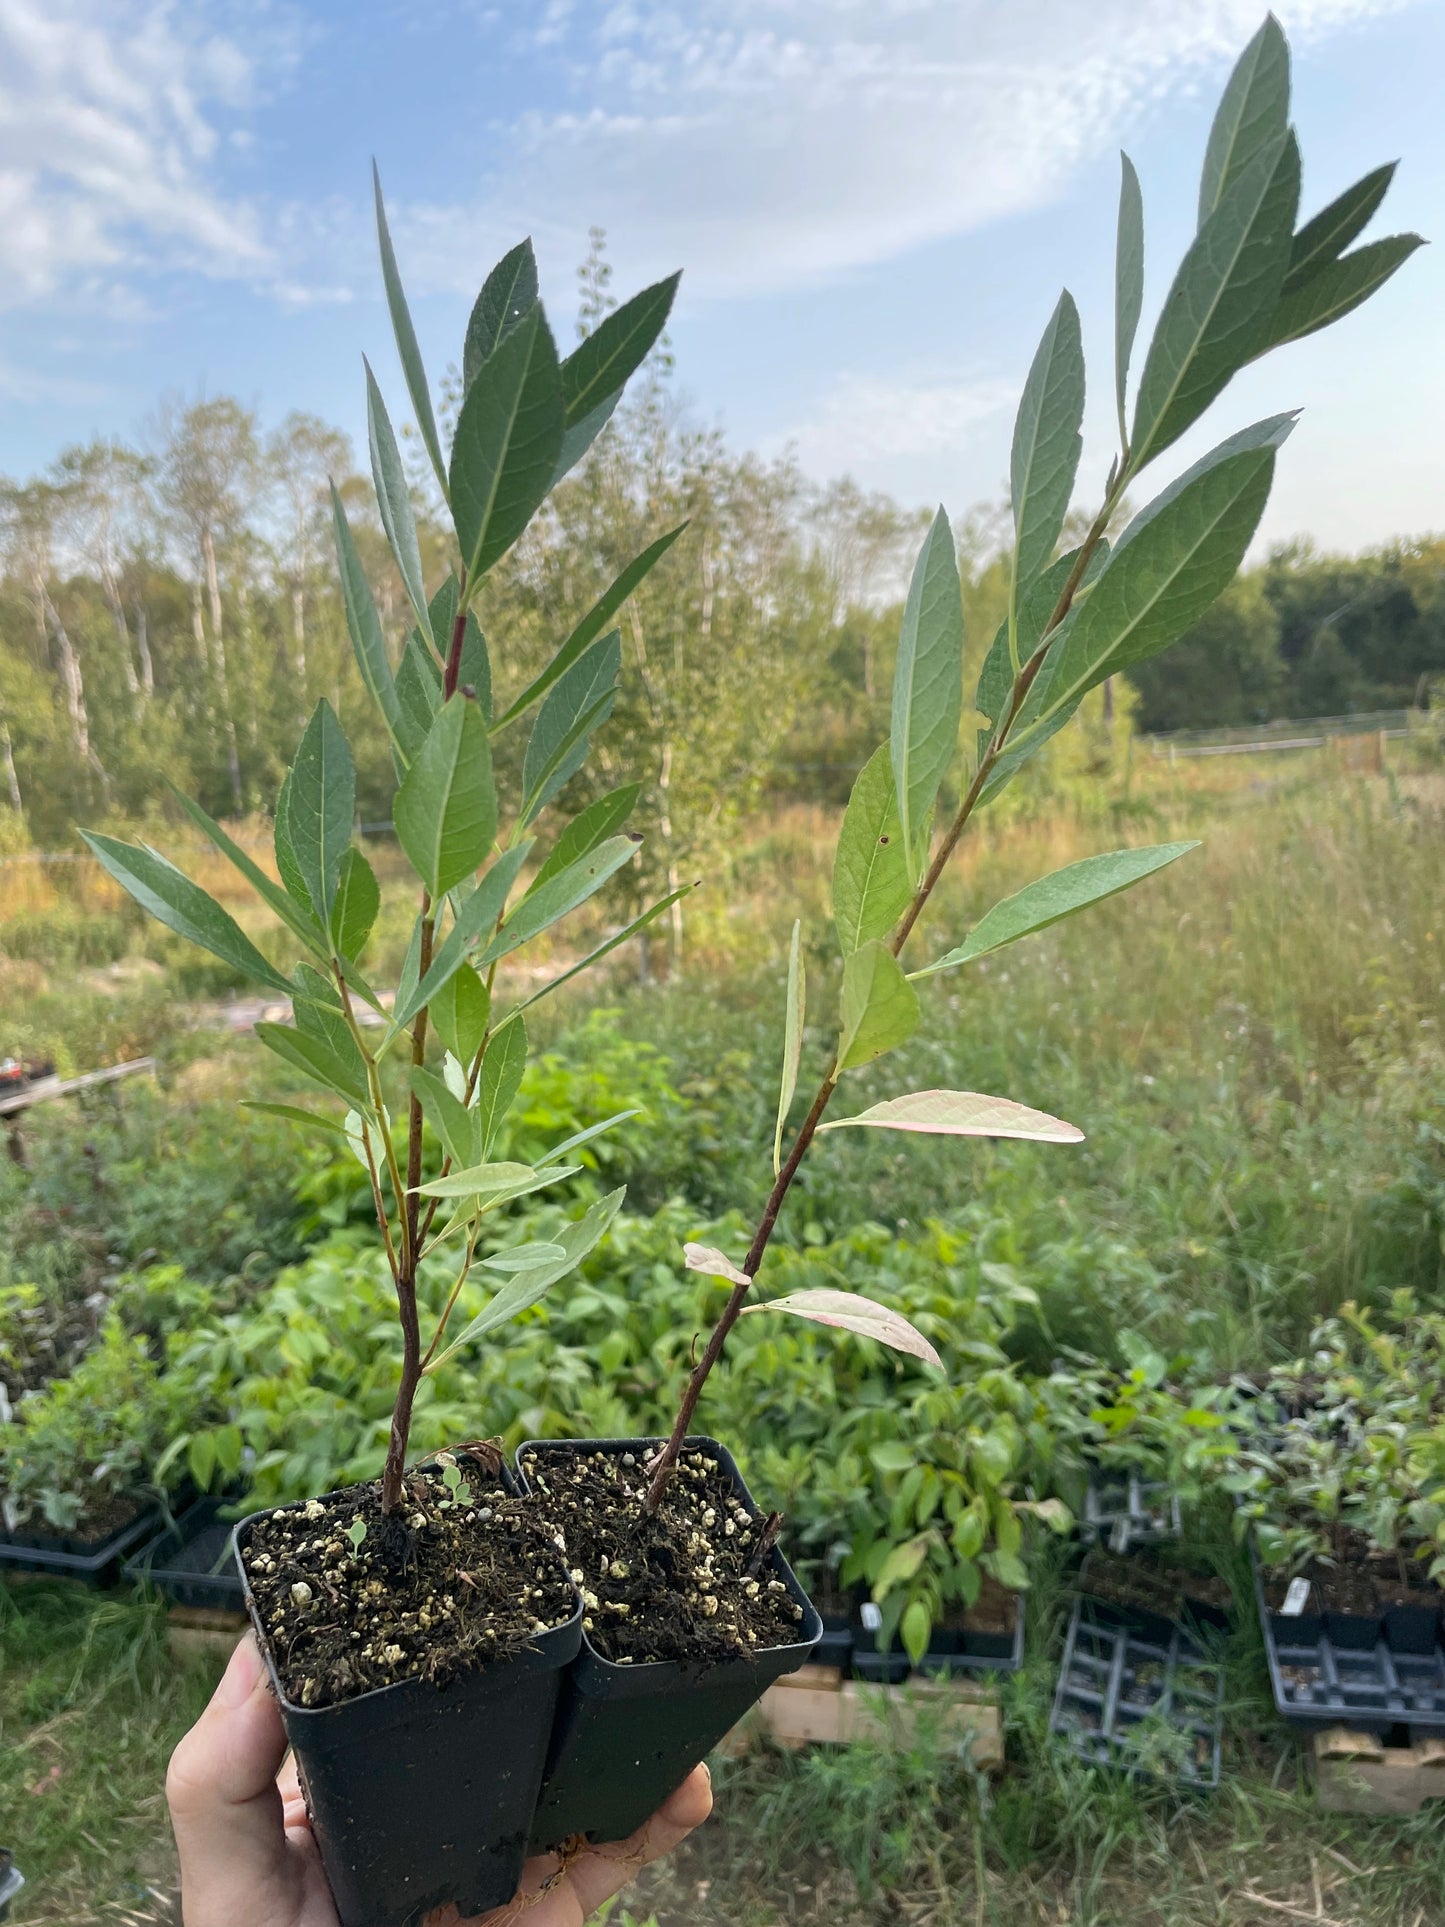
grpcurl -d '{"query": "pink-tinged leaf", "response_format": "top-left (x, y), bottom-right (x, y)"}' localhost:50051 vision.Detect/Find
top-left (684, 1242), bottom-right (751, 1288)
top-left (817, 1088), bottom-right (1083, 1143)
top-left (741, 1289), bottom-right (942, 1369)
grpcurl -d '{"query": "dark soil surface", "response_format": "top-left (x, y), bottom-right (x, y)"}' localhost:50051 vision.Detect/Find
top-left (241, 1449), bottom-right (577, 1708)
top-left (1265, 1530), bottom-right (1442, 1617)
top-left (1081, 1550), bottom-right (1231, 1622)
top-left (519, 1442), bottom-right (805, 1665)
top-left (938, 1573), bottom-right (1018, 1637)
top-left (3, 1488), bottom-right (150, 1545)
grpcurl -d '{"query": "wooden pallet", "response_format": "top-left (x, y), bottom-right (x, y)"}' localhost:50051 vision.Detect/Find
top-left (167, 1605), bottom-right (249, 1665)
top-left (1311, 1726), bottom-right (1445, 1815)
top-left (721, 1664), bottom-right (1003, 1768)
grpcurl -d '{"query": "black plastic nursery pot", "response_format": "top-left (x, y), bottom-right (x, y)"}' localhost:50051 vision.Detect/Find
top-left (516, 1437), bottom-right (822, 1854)
top-left (234, 1500), bottom-right (583, 1927)
top-left (1252, 1546), bottom-right (1445, 1737)
top-left (0, 1848), bottom-right (23, 1922)
top-left (124, 1495), bottom-right (244, 1609)
top-left (0, 1494), bottom-right (165, 1582)
top-left (1083, 1472), bottom-right (1183, 1553)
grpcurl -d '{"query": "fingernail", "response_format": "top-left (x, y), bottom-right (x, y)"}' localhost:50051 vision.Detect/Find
top-left (217, 1633), bottom-right (264, 1710)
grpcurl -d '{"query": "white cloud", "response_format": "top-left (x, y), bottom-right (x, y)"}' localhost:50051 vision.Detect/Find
top-left (770, 370), bottom-right (1017, 482)
top-left (0, 0), bottom-right (296, 307)
top-left (412, 0), bottom-right (1415, 301)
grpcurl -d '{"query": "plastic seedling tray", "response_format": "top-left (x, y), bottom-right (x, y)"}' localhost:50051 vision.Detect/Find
top-left (1084, 1473), bottom-right (1183, 1553)
top-left (1050, 1594), bottom-right (1224, 1789)
top-left (851, 1589), bottom-right (1026, 1682)
top-left (0, 1496), bottom-right (164, 1582)
top-left (1252, 1547), bottom-right (1445, 1738)
top-left (123, 1496), bottom-right (244, 1609)
top-left (815, 1614), bottom-right (853, 1671)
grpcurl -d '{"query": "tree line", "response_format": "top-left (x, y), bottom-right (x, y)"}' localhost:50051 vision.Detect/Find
top-left (2, 249), bottom-right (1439, 866)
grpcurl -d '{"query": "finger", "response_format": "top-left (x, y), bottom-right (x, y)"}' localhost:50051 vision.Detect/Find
top-left (563, 1765), bottom-right (713, 1922)
top-left (167, 1634), bottom-right (296, 1924)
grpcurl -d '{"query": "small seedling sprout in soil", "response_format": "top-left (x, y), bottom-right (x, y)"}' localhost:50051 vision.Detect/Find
top-left (81, 178), bottom-right (688, 1518)
top-left (641, 12), bottom-right (1423, 1515)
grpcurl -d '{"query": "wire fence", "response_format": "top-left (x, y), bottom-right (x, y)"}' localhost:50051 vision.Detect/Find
top-left (1139, 707), bottom-right (1420, 758)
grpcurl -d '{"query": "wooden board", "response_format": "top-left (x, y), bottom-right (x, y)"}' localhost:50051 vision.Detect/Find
top-left (167, 1605), bottom-right (249, 1666)
top-left (721, 1666), bottom-right (1002, 1769)
top-left (1311, 1726), bottom-right (1445, 1815)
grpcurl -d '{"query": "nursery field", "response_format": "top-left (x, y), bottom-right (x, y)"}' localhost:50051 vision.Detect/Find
top-left (4, 753), bottom-right (1445, 1925)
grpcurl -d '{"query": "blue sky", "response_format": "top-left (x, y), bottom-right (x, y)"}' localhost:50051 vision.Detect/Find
top-left (0, 0), bottom-right (1439, 552)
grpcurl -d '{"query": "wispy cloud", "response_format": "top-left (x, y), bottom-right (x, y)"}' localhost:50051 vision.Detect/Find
top-left (405, 0), bottom-right (1414, 301)
top-left (0, 0), bottom-right (300, 308)
top-left (768, 370), bottom-right (1018, 484)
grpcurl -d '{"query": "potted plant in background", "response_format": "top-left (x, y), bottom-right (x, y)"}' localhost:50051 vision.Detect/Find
top-left (517, 8), bottom-right (1421, 1851)
top-left (82, 172), bottom-right (692, 1925)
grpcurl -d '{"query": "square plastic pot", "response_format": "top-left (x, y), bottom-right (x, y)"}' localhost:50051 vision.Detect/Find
top-left (234, 1501), bottom-right (582, 1927)
top-left (516, 1437), bottom-right (821, 1854)
top-left (124, 1495), bottom-right (243, 1610)
top-left (918, 1590), bottom-right (1027, 1677)
top-left (1252, 1542), bottom-right (1445, 1737)
top-left (815, 1614), bottom-right (853, 1670)
top-left (0, 1496), bottom-right (164, 1582)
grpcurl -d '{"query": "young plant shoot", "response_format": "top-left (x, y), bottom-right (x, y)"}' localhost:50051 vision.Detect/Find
top-left (82, 178), bottom-right (687, 1517)
top-left (643, 13), bottom-right (1423, 1511)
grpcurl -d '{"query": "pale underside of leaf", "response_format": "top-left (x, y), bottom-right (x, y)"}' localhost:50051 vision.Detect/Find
top-left (741, 1289), bottom-right (942, 1370)
top-left (818, 1089), bottom-right (1084, 1143)
top-left (684, 1242), bottom-right (751, 1289)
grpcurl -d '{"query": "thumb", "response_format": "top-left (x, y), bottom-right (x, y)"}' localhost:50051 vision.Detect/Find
top-left (167, 1634), bottom-right (299, 1927)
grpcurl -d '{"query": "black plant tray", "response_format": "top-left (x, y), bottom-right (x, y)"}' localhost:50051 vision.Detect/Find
top-left (850, 1590), bottom-right (1026, 1681)
top-left (816, 1614), bottom-right (853, 1671)
top-left (0, 1496), bottom-right (164, 1581)
top-left (123, 1496), bottom-right (244, 1609)
top-left (1084, 1473), bottom-right (1183, 1552)
top-left (1050, 1594), bottom-right (1224, 1789)
top-left (1253, 1551), bottom-right (1445, 1737)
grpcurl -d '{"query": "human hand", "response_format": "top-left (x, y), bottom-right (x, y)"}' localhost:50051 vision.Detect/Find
top-left (167, 1634), bottom-right (712, 1927)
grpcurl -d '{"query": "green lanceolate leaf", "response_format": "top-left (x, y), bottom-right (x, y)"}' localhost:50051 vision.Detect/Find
top-left (481, 1242), bottom-right (567, 1273)
top-left (331, 485), bottom-right (405, 744)
top-left (427, 1188), bottom-right (625, 1369)
top-left (392, 844), bottom-right (531, 1029)
top-left (430, 965), bottom-right (490, 1065)
top-left (1257, 232), bottom-right (1423, 356)
top-left (330, 846), bottom-right (380, 962)
top-left (1198, 15), bottom-right (1290, 228)
top-left (284, 700), bottom-right (356, 926)
top-left (395, 634), bottom-right (442, 762)
top-left (1010, 291), bottom-right (1085, 604)
top-left (833, 744), bottom-right (913, 956)
top-left (818, 1089), bottom-right (1083, 1143)
top-left (410, 1064), bottom-right (480, 1168)
top-left (522, 631), bottom-right (620, 821)
top-left (1132, 129), bottom-right (1299, 470)
top-left (554, 275), bottom-right (680, 484)
top-left (913, 841), bottom-right (1199, 977)
top-left (1115, 153), bottom-right (1145, 438)
top-left (393, 696), bottom-right (497, 899)
top-left (1284, 162), bottom-right (1397, 292)
top-left (740, 1289), bottom-right (942, 1369)
top-left (509, 884), bottom-right (694, 1020)
top-left (838, 941), bottom-right (920, 1072)
top-left (480, 834), bottom-right (639, 964)
top-left (416, 1160), bottom-right (542, 1200)
top-left (476, 1015), bottom-right (527, 1158)
top-left (773, 919), bottom-right (805, 1177)
top-left (165, 781), bottom-right (324, 953)
top-left (528, 784), bottom-right (641, 896)
top-left (240, 1101), bottom-right (349, 1138)
top-left (493, 525), bottom-right (686, 733)
top-left (373, 163), bottom-right (447, 498)
top-left (79, 834), bottom-right (294, 995)
top-left (1010, 444), bottom-right (1278, 754)
top-left (537, 1110), bottom-right (637, 1167)
top-left (255, 1020), bottom-right (370, 1109)
top-left (450, 305), bottom-right (564, 587)
top-left (890, 507), bottom-right (963, 874)
top-left (365, 358), bottom-right (432, 645)
top-left (273, 769), bottom-right (309, 911)
top-left (292, 963), bottom-right (367, 1094)
top-left (464, 239), bottom-right (540, 392)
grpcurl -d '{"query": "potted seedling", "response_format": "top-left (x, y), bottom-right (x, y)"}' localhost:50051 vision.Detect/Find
top-left (521, 11), bottom-right (1421, 1847)
top-left (83, 177), bottom-right (689, 1926)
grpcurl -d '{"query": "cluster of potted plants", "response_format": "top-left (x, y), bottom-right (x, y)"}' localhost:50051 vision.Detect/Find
top-left (14, 13), bottom-right (1414, 1918)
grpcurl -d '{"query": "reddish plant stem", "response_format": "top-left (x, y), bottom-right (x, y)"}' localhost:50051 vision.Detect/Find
top-left (644, 494), bottom-right (1120, 1515)
top-left (443, 586), bottom-right (468, 700)
top-left (381, 896), bottom-right (434, 1514)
